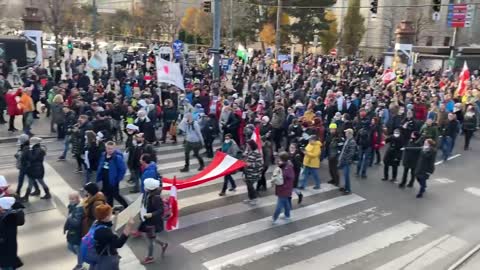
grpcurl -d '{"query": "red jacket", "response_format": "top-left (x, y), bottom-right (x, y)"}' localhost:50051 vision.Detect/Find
top-left (275, 162), bottom-right (295, 197)
top-left (5, 90), bottom-right (21, 116)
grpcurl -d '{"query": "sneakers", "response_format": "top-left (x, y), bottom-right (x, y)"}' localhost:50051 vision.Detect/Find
top-left (313, 186), bottom-right (321, 190)
top-left (180, 167), bottom-right (189, 172)
top-left (141, 256), bottom-right (155, 265)
top-left (228, 188), bottom-right (236, 192)
top-left (57, 156), bottom-right (66, 161)
top-left (161, 242), bottom-right (169, 257)
top-left (272, 219), bottom-right (279, 226)
top-left (416, 193), bottom-right (423, 198)
top-left (41, 194), bottom-right (52, 200)
top-left (218, 192), bottom-right (226, 197)
top-left (74, 169), bottom-right (83, 174)
top-left (197, 166), bottom-right (205, 171)
top-left (280, 216), bottom-right (292, 222)
top-left (30, 190), bottom-right (41, 196)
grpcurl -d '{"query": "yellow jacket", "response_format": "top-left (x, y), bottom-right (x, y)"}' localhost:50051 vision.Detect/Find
top-left (302, 110), bottom-right (315, 123)
top-left (19, 94), bottom-right (34, 113)
top-left (303, 140), bottom-right (322, 168)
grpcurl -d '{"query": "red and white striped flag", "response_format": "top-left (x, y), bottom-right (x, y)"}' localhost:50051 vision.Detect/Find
top-left (382, 68), bottom-right (396, 84)
top-left (165, 184), bottom-right (178, 231)
top-left (251, 126), bottom-right (263, 155)
top-left (456, 61), bottom-right (470, 97)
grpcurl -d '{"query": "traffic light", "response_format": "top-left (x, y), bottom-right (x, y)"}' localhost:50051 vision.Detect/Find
top-left (203, 0), bottom-right (211, 13)
top-left (432, 0), bottom-right (441, 12)
top-left (67, 41), bottom-right (73, 50)
top-left (370, 0), bottom-right (378, 14)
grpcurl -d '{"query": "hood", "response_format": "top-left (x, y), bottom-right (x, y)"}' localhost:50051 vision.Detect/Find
top-left (145, 161), bottom-right (157, 171)
top-left (309, 141), bottom-right (322, 147)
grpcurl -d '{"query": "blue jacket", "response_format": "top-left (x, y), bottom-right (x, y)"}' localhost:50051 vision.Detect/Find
top-left (96, 150), bottom-right (127, 186)
top-left (141, 162), bottom-right (160, 193)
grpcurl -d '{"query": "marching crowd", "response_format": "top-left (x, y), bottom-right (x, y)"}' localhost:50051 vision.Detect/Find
top-left (1, 48), bottom-right (480, 269)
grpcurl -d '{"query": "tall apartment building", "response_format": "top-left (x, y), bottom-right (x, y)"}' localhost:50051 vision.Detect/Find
top-left (334, 0), bottom-right (480, 57)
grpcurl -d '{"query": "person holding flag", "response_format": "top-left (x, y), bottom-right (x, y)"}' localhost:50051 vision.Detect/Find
top-left (218, 134), bottom-right (241, 196)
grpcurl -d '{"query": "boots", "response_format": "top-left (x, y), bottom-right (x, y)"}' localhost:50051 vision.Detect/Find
top-left (180, 166), bottom-right (189, 172)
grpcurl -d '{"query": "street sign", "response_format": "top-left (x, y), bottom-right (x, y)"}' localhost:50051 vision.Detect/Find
top-left (447, 4), bottom-right (468, 28)
top-left (465, 4), bottom-right (475, 28)
top-left (208, 48), bottom-right (224, 54)
top-left (222, 58), bottom-right (229, 70)
top-left (172, 39), bottom-right (183, 58)
top-left (432, 11), bottom-right (441, 21)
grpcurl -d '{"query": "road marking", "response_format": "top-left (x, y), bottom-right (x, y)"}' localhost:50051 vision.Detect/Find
top-left (278, 220), bottom-right (429, 270)
top-left (178, 184), bottom-right (338, 230)
top-left (435, 154), bottom-right (461, 165)
top-left (375, 234), bottom-right (468, 270)
top-left (182, 194), bottom-right (366, 253)
top-left (465, 187), bottom-right (480, 197)
top-left (432, 178), bottom-right (456, 184)
top-left (202, 208), bottom-right (387, 270)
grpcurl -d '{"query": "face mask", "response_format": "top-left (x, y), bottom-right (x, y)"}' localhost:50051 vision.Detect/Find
top-left (423, 145), bottom-right (429, 151)
top-left (394, 133), bottom-right (400, 138)
top-left (225, 139), bottom-right (231, 143)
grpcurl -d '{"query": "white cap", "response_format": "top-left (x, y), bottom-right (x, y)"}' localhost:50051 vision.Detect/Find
top-left (96, 132), bottom-right (104, 141)
top-left (0, 197), bottom-right (15, 210)
top-left (261, 116), bottom-right (270, 123)
top-left (126, 124), bottom-right (139, 131)
top-left (144, 178), bottom-right (160, 191)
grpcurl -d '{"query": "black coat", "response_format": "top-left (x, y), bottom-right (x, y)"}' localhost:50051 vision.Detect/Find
top-left (383, 136), bottom-right (403, 166)
top-left (92, 119), bottom-right (113, 141)
top-left (93, 221), bottom-right (128, 256)
top-left (415, 149), bottom-right (437, 178)
top-left (139, 189), bottom-right (164, 233)
top-left (127, 143), bottom-right (156, 169)
top-left (26, 144), bottom-right (46, 179)
top-left (0, 209), bottom-right (25, 268)
top-left (402, 139), bottom-right (422, 168)
top-left (135, 118), bottom-right (156, 143)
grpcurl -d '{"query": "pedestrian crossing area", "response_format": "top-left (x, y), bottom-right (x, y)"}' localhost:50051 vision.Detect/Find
top-left (118, 140), bottom-right (470, 270)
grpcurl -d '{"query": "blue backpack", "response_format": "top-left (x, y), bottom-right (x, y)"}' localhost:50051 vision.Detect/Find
top-left (80, 223), bottom-right (108, 265)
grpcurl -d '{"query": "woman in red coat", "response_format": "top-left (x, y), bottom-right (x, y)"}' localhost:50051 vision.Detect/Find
top-left (5, 89), bottom-right (22, 132)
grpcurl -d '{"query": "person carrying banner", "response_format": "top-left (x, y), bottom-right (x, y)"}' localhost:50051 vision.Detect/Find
top-left (219, 134), bottom-right (240, 196)
top-left (178, 113), bottom-right (205, 172)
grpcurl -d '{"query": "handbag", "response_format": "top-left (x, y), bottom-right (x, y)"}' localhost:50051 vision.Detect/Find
top-left (270, 166), bottom-right (284, 186)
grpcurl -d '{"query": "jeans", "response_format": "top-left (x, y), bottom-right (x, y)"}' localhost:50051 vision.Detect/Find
top-left (102, 182), bottom-right (128, 208)
top-left (130, 169), bottom-right (141, 191)
top-left (83, 166), bottom-right (94, 185)
top-left (221, 174), bottom-right (236, 193)
top-left (341, 164), bottom-right (351, 192)
top-left (417, 175), bottom-right (429, 195)
top-left (16, 169), bottom-right (38, 195)
top-left (8, 115), bottom-right (15, 130)
top-left (273, 196), bottom-right (291, 221)
top-left (328, 157), bottom-right (339, 185)
top-left (441, 136), bottom-right (453, 161)
top-left (245, 181), bottom-right (257, 200)
top-left (67, 243), bottom-right (82, 268)
top-left (26, 177), bottom-right (49, 196)
top-left (184, 141), bottom-right (204, 168)
top-left (61, 135), bottom-right (70, 158)
top-left (300, 167), bottom-right (321, 188)
top-left (356, 147), bottom-right (371, 177)
top-left (464, 130), bottom-right (474, 149)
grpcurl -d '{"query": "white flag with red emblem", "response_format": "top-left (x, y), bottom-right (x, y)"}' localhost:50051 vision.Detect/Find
top-left (382, 68), bottom-right (396, 84)
top-left (165, 185), bottom-right (178, 231)
top-left (456, 61), bottom-right (470, 97)
top-left (155, 57), bottom-right (185, 90)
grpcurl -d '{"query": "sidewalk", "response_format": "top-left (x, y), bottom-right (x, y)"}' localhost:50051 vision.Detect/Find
top-left (0, 113), bottom-right (57, 143)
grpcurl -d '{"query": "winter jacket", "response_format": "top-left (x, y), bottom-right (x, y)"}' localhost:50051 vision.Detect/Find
top-left (221, 141), bottom-right (240, 158)
top-left (303, 140), bottom-right (322, 168)
top-left (339, 138), bottom-right (357, 166)
top-left (51, 103), bottom-right (65, 124)
top-left (135, 117), bottom-right (156, 143)
top-left (420, 124), bottom-right (440, 142)
top-left (463, 114), bottom-right (477, 131)
top-left (64, 203), bottom-right (84, 245)
top-left (139, 189), bottom-right (164, 233)
top-left (415, 149), bottom-right (437, 178)
top-left (18, 93), bottom-right (34, 113)
top-left (96, 150), bottom-right (127, 187)
top-left (85, 143), bottom-right (102, 170)
top-left (64, 111), bottom-right (77, 134)
top-left (127, 143), bottom-right (156, 169)
top-left (93, 221), bottom-right (128, 256)
top-left (244, 150), bottom-right (263, 182)
top-left (5, 91), bottom-right (21, 116)
top-left (0, 209), bottom-right (25, 269)
top-left (383, 136), bottom-right (404, 166)
top-left (442, 120), bottom-right (459, 138)
top-left (275, 162), bottom-right (295, 197)
top-left (402, 138), bottom-right (422, 168)
top-left (141, 162), bottom-right (160, 193)
top-left (271, 106), bottom-right (286, 129)
top-left (26, 144), bottom-right (46, 179)
top-left (92, 119), bottom-right (113, 141)
top-left (81, 193), bottom-right (106, 236)
top-left (162, 107), bottom-right (178, 124)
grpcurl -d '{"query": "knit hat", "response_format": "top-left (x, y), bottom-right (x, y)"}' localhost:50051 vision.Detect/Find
top-left (84, 182), bottom-right (99, 196)
top-left (261, 116), bottom-right (270, 123)
top-left (0, 197), bottom-right (15, 210)
top-left (94, 204), bottom-right (112, 221)
top-left (144, 178), bottom-right (160, 191)
top-left (126, 124), bottom-right (139, 131)
top-left (30, 137), bottom-right (42, 145)
top-left (17, 134), bottom-right (29, 145)
top-left (329, 123), bottom-right (338, 129)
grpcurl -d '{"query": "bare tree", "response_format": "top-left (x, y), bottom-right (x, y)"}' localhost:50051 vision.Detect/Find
top-left (42, 0), bottom-right (74, 62)
top-left (412, 11), bottom-right (431, 45)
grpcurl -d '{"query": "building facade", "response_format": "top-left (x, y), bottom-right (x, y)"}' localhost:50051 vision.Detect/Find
top-left (334, 0), bottom-right (480, 57)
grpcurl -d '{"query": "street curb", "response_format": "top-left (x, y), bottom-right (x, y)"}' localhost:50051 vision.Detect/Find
top-left (0, 135), bottom-right (57, 144)
top-left (448, 244), bottom-right (480, 270)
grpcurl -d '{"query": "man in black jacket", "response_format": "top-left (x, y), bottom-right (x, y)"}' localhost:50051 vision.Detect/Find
top-left (22, 137), bottom-right (51, 202)
top-left (92, 111), bottom-right (113, 142)
top-left (127, 133), bottom-right (156, 193)
top-left (0, 197), bottom-right (25, 270)
top-left (58, 106), bottom-right (77, 160)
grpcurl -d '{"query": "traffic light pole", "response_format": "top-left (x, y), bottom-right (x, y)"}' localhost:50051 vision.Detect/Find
top-left (212, 0), bottom-right (221, 80)
top-left (275, 0), bottom-right (282, 60)
top-left (92, 0), bottom-right (98, 51)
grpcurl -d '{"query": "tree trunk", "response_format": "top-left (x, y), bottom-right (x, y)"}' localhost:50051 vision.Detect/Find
top-left (261, 41), bottom-right (265, 53)
top-left (54, 32), bottom-right (60, 63)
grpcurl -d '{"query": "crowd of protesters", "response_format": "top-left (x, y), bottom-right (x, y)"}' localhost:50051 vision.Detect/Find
top-left (1, 47), bottom-right (480, 269)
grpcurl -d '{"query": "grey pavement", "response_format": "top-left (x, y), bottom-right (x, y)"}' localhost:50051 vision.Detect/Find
top-left (4, 133), bottom-right (480, 269)
top-left (0, 112), bottom-right (57, 142)
top-left (458, 250), bottom-right (480, 270)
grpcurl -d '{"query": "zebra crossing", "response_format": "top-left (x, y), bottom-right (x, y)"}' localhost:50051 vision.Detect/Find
top-left (120, 142), bottom-right (469, 270)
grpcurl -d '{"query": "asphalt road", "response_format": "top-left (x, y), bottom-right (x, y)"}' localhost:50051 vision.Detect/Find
top-left (4, 133), bottom-right (480, 270)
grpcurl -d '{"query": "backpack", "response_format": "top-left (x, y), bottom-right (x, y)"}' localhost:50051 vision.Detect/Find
top-left (80, 223), bottom-right (108, 265)
top-left (14, 150), bottom-right (22, 169)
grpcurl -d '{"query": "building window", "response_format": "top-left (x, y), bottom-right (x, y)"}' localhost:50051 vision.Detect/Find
top-left (426, 36), bottom-right (434, 46)
top-left (444, 36), bottom-right (451, 46)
